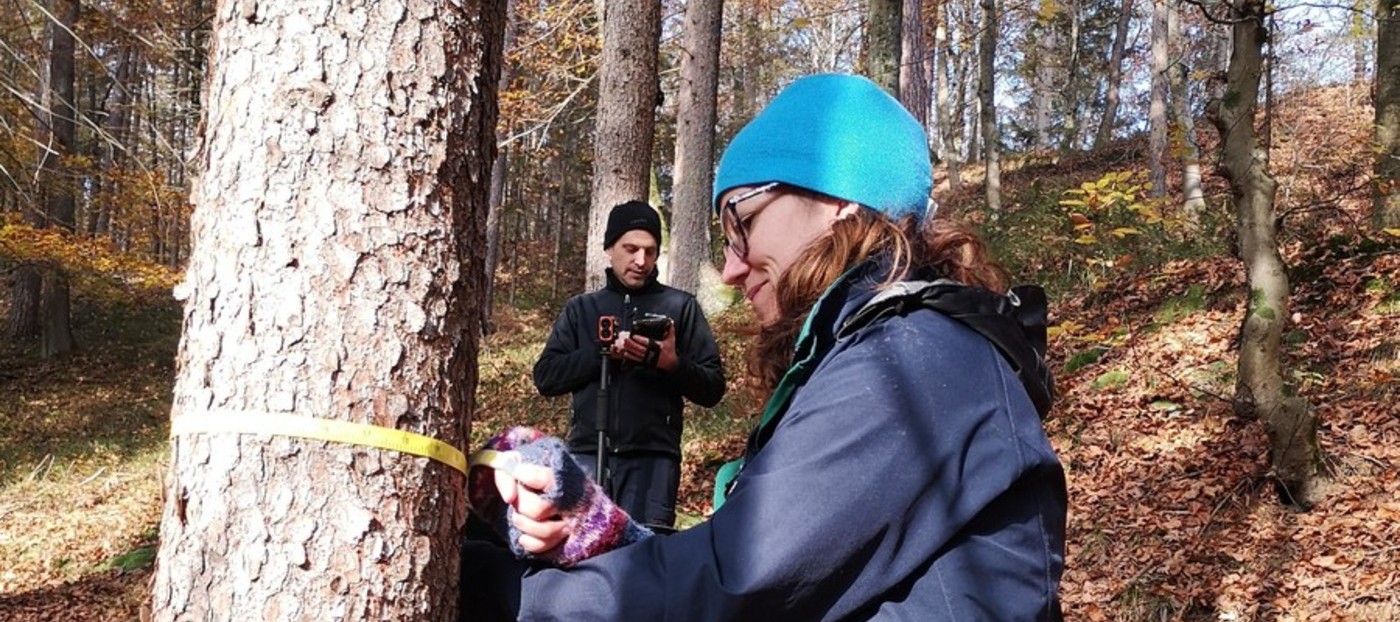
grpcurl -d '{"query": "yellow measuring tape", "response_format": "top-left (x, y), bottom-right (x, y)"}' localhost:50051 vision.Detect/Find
top-left (171, 411), bottom-right (468, 475)
top-left (466, 448), bottom-right (520, 475)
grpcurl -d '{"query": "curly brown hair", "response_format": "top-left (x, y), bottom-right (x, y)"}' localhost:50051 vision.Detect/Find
top-left (746, 203), bottom-right (1009, 393)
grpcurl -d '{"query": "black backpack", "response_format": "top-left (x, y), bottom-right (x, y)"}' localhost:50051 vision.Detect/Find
top-left (837, 279), bottom-right (1055, 418)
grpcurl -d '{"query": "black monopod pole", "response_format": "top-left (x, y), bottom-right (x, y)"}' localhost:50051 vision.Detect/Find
top-left (595, 314), bottom-right (618, 496)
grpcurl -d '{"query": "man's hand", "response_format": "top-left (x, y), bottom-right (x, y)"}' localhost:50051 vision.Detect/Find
top-left (609, 325), bottom-right (678, 371)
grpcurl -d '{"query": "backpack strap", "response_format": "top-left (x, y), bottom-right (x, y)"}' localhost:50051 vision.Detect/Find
top-left (838, 280), bottom-right (1056, 418)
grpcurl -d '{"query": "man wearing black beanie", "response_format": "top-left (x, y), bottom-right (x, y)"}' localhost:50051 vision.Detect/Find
top-left (532, 201), bottom-right (726, 530)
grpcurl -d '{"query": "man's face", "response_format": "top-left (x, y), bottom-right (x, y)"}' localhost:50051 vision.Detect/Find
top-left (605, 229), bottom-right (659, 289)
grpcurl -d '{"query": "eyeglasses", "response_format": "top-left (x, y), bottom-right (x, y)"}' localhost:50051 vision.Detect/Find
top-left (720, 182), bottom-right (780, 260)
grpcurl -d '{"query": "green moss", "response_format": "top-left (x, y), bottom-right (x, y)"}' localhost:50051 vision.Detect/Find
top-left (1093, 370), bottom-right (1130, 389)
top-left (1153, 284), bottom-right (1206, 326)
top-left (1065, 347), bottom-right (1108, 373)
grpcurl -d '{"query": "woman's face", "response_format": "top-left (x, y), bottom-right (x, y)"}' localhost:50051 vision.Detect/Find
top-left (718, 185), bottom-right (855, 325)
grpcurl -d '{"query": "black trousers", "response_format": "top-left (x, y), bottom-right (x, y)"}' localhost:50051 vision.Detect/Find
top-left (572, 450), bottom-right (680, 531)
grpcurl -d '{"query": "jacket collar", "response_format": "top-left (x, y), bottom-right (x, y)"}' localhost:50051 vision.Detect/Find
top-left (715, 258), bottom-right (888, 509)
top-left (604, 267), bottom-right (664, 295)
top-left (751, 259), bottom-right (886, 445)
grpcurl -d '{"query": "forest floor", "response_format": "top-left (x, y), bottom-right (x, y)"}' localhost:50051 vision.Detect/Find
top-left (2, 87), bottom-right (1399, 621)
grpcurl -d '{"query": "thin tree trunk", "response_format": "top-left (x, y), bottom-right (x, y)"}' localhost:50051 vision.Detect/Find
top-left (1354, 0), bottom-right (1371, 85)
top-left (150, 0), bottom-right (504, 618)
top-left (1149, 0), bottom-right (1169, 198)
top-left (936, 2), bottom-right (962, 188)
top-left (979, 0), bottom-right (1001, 212)
top-left (587, 0), bottom-right (661, 291)
top-left (94, 46), bottom-right (134, 237)
top-left (1031, 8), bottom-right (1056, 149)
top-left (899, 0), bottom-right (929, 128)
top-left (1375, 0), bottom-right (1400, 228)
top-left (1058, 6), bottom-right (1086, 152)
top-left (669, 0), bottom-right (723, 294)
top-left (966, 88), bottom-right (981, 164)
top-left (484, 145), bottom-right (507, 335)
top-left (507, 206), bottom-right (519, 308)
top-left (553, 187), bottom-right (565, 301)
top-left (1206, 0), bottom-right (1319, 508)
top-left (483, 0), bottom-right (519, 334)
top-left (1168, 0), bottom-right (1205, 223)
top-left (1095, 0), bottom-right (1135, 150)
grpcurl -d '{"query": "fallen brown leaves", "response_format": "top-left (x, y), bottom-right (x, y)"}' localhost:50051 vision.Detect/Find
top-left (1051, 245), bottom-right (1400, 620)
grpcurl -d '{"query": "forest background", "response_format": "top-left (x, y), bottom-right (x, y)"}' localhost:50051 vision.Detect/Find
top-left (1, 0), bottom-right (1398, 620)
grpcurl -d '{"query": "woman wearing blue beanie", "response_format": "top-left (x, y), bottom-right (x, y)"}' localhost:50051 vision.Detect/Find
top-left (462, 74), bottom-right (1066, 621)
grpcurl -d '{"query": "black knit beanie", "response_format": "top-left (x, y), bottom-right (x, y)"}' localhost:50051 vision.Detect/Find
top-left (603, 201), bottom-right (662, 249)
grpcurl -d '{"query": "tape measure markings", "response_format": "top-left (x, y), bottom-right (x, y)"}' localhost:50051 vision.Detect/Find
top-left (171, 411), bottom-right (467, 475)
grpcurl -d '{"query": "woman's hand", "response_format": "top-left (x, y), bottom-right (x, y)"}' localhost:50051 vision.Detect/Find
top-left (495, 457), bottom-right (571, 554)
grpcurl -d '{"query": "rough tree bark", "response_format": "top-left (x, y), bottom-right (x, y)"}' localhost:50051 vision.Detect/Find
top-left (1205, 0), bottom-right (1320, 508)
top-left (586, 0), bottom-right (661, 291)
top-left (668, 0), bottom-right (723, 294)
top-left (150, 0), bottom-right (504, 619)
top-left (899, 0), bottom-right (929, 128)
top-left (867, 0), bottom-right (903, 95)
top-left (8, 267), bottom-right (41, 339)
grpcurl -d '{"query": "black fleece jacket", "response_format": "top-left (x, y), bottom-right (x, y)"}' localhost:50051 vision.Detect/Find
top-left (532, 269), bottom-right (726, 457)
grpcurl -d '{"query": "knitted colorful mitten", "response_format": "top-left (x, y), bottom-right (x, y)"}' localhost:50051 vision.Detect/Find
top-left (468, 426), bottom-right (652, 567)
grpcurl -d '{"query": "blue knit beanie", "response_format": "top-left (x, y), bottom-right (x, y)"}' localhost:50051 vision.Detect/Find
top-left (713, 74), bottom-right (932, 219)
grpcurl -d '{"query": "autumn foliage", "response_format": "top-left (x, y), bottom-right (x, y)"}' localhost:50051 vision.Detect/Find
top-left (0, 216), bottom-right (181, 307)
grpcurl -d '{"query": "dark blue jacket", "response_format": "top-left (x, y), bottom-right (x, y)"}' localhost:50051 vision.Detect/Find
top-left (468, 264), bottom-right (1066, 620)
top-left (533, 269), bottom-right (726, 457)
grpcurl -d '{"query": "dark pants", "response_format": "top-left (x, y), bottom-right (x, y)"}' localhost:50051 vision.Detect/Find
top-left (572, 450), bottom-right (680, 531)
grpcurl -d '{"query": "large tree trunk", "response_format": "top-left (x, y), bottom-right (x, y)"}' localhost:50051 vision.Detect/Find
top-left (1376, 0), bottom-right (1400, 228)
top-left (36, 0), bottom-right (78, 357)
top-left (586, 0), bottom-right (661, 291)
top-left (1148, 0), bottom-right (1169, 198)
top-left (979, 0), bottom-right (1001, 213)
top-left (150, 1), bottom-right (504, 619)
top-left (8, 267), bottom-right (42, 339)
top-left (39, 269), bottom-right (73, 357)
top-left (1206, 0), bottom-right (1319, 509)
top-left (1094, 0), bottom-right (1134, 150)
top-left (668, 0), bottom-right (723, 294)
top-left (867, 0), bottom-right (903, 94)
